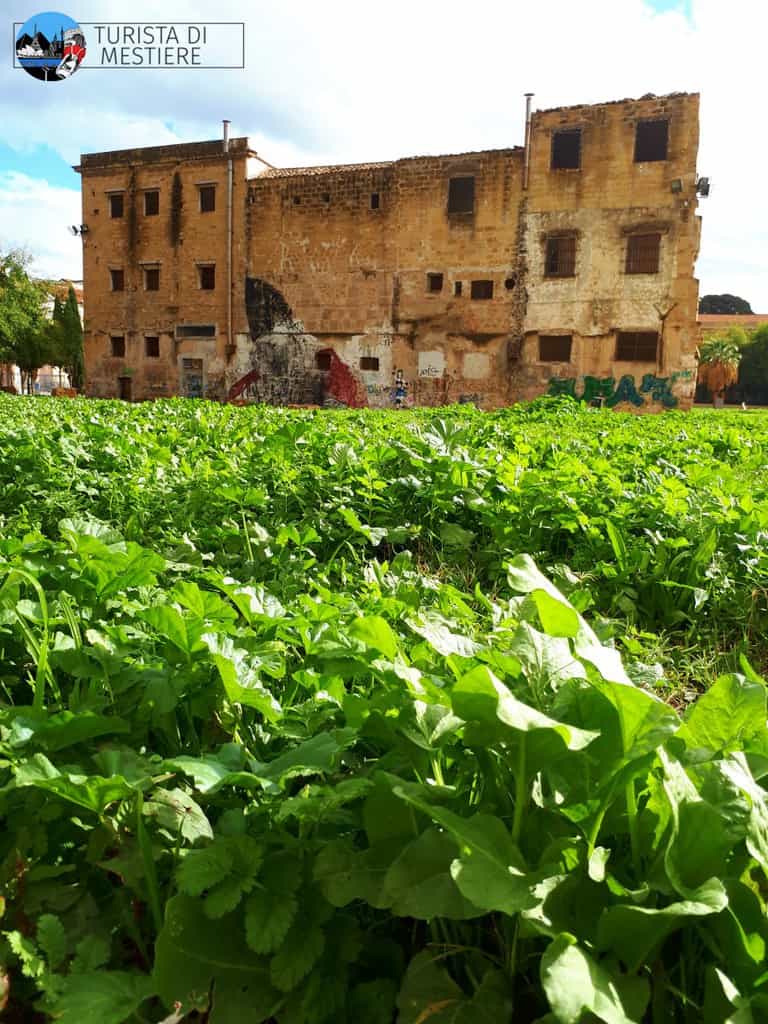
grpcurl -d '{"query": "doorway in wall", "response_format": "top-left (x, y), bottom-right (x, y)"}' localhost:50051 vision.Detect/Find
top-left (181, 359), bottom-right (204, 398)
top-left (117, 375), bottom-right (132, 401)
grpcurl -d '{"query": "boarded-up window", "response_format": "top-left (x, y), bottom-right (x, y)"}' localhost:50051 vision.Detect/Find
top-left (360, 356), bottom-right (380, 371)
top-left (108, 193), bottom-right (124, 218)
top-left (471, 280), bottom-right (494, 300)
top-left (447, 176), bottom-right (475, 214)
top-left (616, 331), bottom-right (659, 362)
top-left (427, 272), bottom-right (444, 293)
top-left (634, 120), bottom-right (668, 162)
top-left (199, 185), bottom-right (216, 212)
top-left (145, 336), bottom-right (160, 358)
top-left (551, 129), bottom-right (581, 170)
top-left (110, 268), bottom-right (124, 291)
top-left (110, 336), bottom-right (125, 357)
top-left (144, 190), bottom-right (159, 216)
top-left (198, 264), bottom-right (216, 290)
top-left (144, 267), bottom-right (160, 291)
top-left (316, 351), bottom-right (332, 371)
top-left (545, 236), bottom-right (576, 277)
top-left (175, 324), bottom-right (216, 339)
top-left (539, 335), bottom-right (573, 362)
top-left (625, 234), bottom-right (661, 274)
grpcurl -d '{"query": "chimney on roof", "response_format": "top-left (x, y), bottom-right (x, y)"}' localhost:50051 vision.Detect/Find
top-left (222, 120), bottom-right (230, 153)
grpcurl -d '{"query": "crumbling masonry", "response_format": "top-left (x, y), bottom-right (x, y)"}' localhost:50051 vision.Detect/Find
top-left (76, 91), bottom-right (702, 410)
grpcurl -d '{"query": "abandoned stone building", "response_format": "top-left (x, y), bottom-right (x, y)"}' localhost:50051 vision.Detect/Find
top-left (76, 91), bottom-right (703, 409)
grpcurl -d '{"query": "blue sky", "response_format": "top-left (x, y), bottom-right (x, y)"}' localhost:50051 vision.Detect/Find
top-left (1, 0), bottom-right (766, 309)
top-left (16, 11), bottom-right (79, 41)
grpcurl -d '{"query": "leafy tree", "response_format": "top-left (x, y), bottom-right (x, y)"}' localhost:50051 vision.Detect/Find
top-left (0, 250), bottom-right (47, 391)
top-left (698, 293), bottom-right (753, 315)
top-left (53, 283), bottom-right (84, 390)
top-left (737, 323), bottom-right (768, 404)
top-left (698, 337), bottom-right (741, 406)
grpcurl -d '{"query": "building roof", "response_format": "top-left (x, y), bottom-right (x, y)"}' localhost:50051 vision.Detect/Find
top-left (251, 147), bottom-right (523, 181)
top-left (699, 314), bottom-right (768, 329)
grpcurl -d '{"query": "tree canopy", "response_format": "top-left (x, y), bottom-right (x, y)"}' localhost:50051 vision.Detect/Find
top-left (698, 293), bottom-right (753, 315)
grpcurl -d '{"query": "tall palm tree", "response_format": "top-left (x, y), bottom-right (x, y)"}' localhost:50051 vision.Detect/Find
top-left (697, 337), bottom-right (741, 407)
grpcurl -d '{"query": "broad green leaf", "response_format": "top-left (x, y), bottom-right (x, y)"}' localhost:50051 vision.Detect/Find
top-left (13, 754), bottom-right (133, 813)
top-left (203, 633), bottom-right (283, 721)
top-left (452, 665), bottom-right (597, 752)
top-left (244, 855), bottom-right (302, 954)
top-left (36, 913), bottom-right (66, 969)
top-left (540, 934), bottom-right (639, 1024)
top-left (154, 894), bottom-right (280, 1021)
top-left (143, 787), bottom-right (213, 842)
top-left (406, 612), bottom-right (481, 658)
top-left (177, 844), bottom-right (234, 896)
top-left (397, 951), bottom-right (512, 1023)
top-left (45, 971), bottom-right (155, 1024)
top-left (380, 828), bottom-right (482, 919)
top-left (1, 708), bottom-right (129, 751)
top-left (528, 589), bottom-right (580, 638)
top-left (350, 615), bottom-right (399, 660)
top-left (252, 730), bottom-right (354, 786)
top-left (269, 921), bottom-right (325, 992)
top-left (678, 674), bottom-right (767, 754)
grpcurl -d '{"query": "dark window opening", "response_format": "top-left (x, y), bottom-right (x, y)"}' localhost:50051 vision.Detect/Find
top-left (198, 265), bottom-right (216, 290)
top-left (293, 195), bottom-right (301, 205)
top-left (108, 193), bottom-right (124, 218)
top-left (315, 351), bottom-right (332, 371)
top-left (551, 129), bottom-right (581, 170)
top-left (110, 336), bottom-right (125, 358)
top-left (199, 185), bottom-right (216, 213)
top-left (539, 334), bottom-right (573, 362)
top-left (471, 280), bottom-right (494, 300)
top-left (360, 356), bottom-right (380, 371)
top-left (545, 236), bottom-right (576, 278)
top-left (110, 268), bottom-right (124, 291)
top-left (370, 192), bottom-right (380, 209)
top-left (322, 192), bottom-right (330, 203)
top-left (427, 272), bottom-right (444, 293)
top-left (616, 331), bottom-right (659, 362)
top-left (634, 120), bottom-right (669, 162)
top-left (625, 233), bottom-right (661, 274)
top-left (454, 281), bottom-right (463, 296)
top-left (175, 324), bottom-right (216, 339)
top-left (144, 190), bottom-right (159, 216)
top-left (504, 275), bottom-right (517, 290)
top-left (447, 176), bottom-right (475, 214)
top-left (145, 336), bottom-right (160, 358)
top-left (144, 267), bottom-right (160, 291)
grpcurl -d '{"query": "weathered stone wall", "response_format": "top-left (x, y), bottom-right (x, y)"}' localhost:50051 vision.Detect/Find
top-left (79, 93), bottom-right (702, 411)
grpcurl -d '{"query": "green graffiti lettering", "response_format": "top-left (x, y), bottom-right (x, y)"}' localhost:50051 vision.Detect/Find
top-left (606, 374), bottom-right (643, 408)
top-left (547, 377), bottom-right (577, 398)
top-left (581, 376), bottom-right (615, 403)
top-left (640, 373), bottom-right (678, 408)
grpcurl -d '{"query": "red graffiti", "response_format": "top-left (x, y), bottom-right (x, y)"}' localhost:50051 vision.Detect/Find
top-left (320, 348), bottom-right (367, 408)
top-left (228, 368), bottom-right (260, 401)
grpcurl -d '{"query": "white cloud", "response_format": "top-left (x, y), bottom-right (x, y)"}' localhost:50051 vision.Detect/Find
top-left (1, 0), bottom-right (765, 306)
top-left (0, 171), bottom-right (82, 280)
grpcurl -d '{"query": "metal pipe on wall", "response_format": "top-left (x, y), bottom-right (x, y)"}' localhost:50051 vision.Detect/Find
top-left (523, 93), bottom-right (534, 190)
top-left (223, 120), bottom-right (233, 357)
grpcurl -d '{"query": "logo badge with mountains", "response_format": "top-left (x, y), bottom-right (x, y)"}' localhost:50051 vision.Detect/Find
top-left (16, 11), bottom-right (86, 82)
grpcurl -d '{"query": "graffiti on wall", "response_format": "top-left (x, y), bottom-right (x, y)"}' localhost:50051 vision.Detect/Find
top-left (547, 371), bottom-right (693, 408)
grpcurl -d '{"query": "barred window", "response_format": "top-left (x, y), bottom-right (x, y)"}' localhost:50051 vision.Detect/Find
top-left (626, 234), bottom-right (661, 274)
top-left (539, 335), bottom-right (573, 362)
top-left (144, 267), bottom-right (160, 291)
top-left (144, 190), bottom-right (159, 216)
top-left (108, 193), bottom-right (124, 218)
top-left (199, 185), bottom-right (216, 213)
top-left (145, 336), bottom-right (160, 358)
top-left (110, 336), bottom-right (125, 357)
top-left (470, 280), bottom-right (494, 300)
top-left (109, 268), bottom-right (124, 291)
top-left (616, 331), bottom-right (658, 361)
top-left (545, 236), bottom-right (576, 278)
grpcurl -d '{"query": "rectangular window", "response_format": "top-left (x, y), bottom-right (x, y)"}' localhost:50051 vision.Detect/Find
top-left (454, 281), bottom-right (462, 296)
top-left (144, 190), bottom-right (159, 216)
top-left (175, 324), bottom-right (216, 339)
top-left (539, 334), bottom-right (573, 362)
top-left (551, 129), bottom-right (581, 170)
top-left (447, 176), bottom-right (475, 214)
top-left (199, 185), bottom-right (216, 213)
top-left (315, 351), bottom-right (332, 371)
top-left (470, 280), bottom-right (494, 300)
top-left (198, 264), bottom-right (216, 290)
top-left (145, 336), bottom-right (160, 358)
top-left (634, 119), bottom-right (669, 162)
top-left (144, 267), bottom-right (160, 291)
top-left (616, 331), bottom-right (659, 362)
top-left (108, 193), bottom-right (124, 218)
top-left (427, 272), bottom-right (444, 293)
top-left (625, 234), bottom-right (661, 274)
top-left (370, 192), bottom-right (380, 210)
top-left (545, 236), bottom-right (576, 278)
top-left (360, 356), bottom-right (380, 371)
top-left (110, 335), bottom-right (125, 358)
top-left (110, 268), bottom-right (124, 291)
